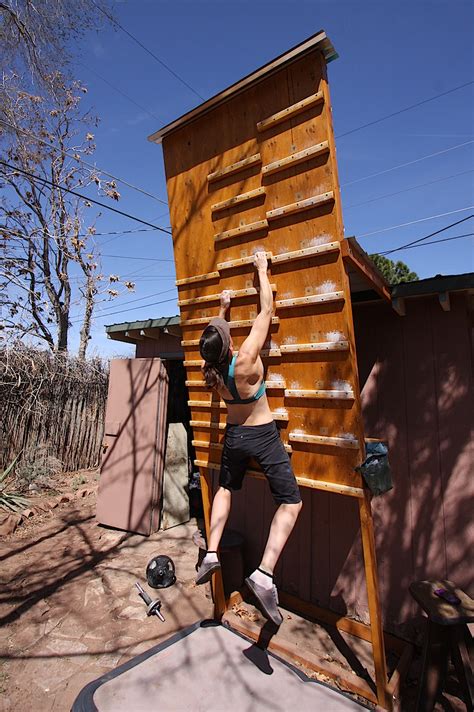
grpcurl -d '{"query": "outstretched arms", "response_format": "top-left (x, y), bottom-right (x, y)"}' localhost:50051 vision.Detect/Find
top-left (239, 252), bottom-right (273, 362)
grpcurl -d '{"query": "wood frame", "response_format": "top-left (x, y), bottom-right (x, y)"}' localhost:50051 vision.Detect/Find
top-left (155, 31), bottom-right (408, 710)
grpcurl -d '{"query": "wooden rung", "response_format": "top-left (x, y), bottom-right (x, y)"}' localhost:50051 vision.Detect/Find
top-left (183, 360), bottom-right (201, 367)
top-left (289, 432), bottom-right (359, 449)
top-left (267, 191), bottom-right (334, 221)
top-left (190, 420), bottom-right (226, 431)
top-left (272, 410), bottom-right (289, 421)
top-left (229, 316), bottom-right (280, 328)
top-left (285, 389), bottom-right (354, 400)
top-left (176, 271), bottom-right (219, 286)
top-left (217, 252), bottom-right (273, 271)
top-left (265, 379), bottom-right (286, 390)
top-left (276, 291), bottom-right (344, 309)
top-left (188, 400), bottom-right (226, 409)
top-left (260, 348), bottom-right (281, 357)
top-left (192, 440), bottom-right (224, 451)
top-left (262, 141), bottom-right (330, 176)
top-left (211, 187), bottom-right (265, 213)
top-left (186, 380), bottom-right (206, 387)
top-left (181, 339), bottom-right (200, 347)
top-left (179, 284), bottom-right (276, 307)
top-left (257, 91), bottom-right (324, 132)
top-left (296, 476), bottom-right (364, 498)
top-left (280, 341), bottom-right (349, 353)
top-left (214, 219), bottom-right (268, 242)
top-left (207, 153), bottom-right (261, 183)
top-left (271, 241), bottom-right (339, 265)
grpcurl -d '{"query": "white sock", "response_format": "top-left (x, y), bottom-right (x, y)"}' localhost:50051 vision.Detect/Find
top-left (249, 567), bottom-right (273, 590)
top-left (203, 551), bottom-right (218, 564)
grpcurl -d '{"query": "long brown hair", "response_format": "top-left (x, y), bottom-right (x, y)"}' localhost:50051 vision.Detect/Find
top-left (199, 326), bottom-right (229, 389)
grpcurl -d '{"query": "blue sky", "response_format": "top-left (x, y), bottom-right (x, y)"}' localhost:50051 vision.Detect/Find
top-left (67, 0), bottom-right (473, 356)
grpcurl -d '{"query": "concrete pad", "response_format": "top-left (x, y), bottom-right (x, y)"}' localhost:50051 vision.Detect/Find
top-left (73, 624), bottom-right (368, 711)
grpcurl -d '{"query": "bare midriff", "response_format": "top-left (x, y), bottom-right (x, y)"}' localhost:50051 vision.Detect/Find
top-left (216, 355), bottom-right (273, 426)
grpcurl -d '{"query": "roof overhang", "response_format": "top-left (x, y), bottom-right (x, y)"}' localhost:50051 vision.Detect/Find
top-left (148, 30), bottom-right (337, 145)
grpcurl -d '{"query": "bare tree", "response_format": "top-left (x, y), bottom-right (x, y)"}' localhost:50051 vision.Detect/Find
top-left (0, 0), bottom-right (112, 82)
top-left (0, 72), bottom-right (134, 358)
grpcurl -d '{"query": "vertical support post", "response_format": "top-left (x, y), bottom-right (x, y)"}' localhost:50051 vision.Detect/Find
top-left (199, 469), bottom-right (226, 617)
top-left (359, 489), bottom-right (390, 709)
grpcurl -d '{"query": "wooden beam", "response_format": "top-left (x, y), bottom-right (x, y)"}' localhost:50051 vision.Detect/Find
top-left (392, 297), bottom-right (406, 317)
top-left (178, 284), bottom-right (276, 307)
top-left (214, 219), bottom-right (269, 242)
top-left (341, 237), bottom-right (391, 303)
top-left (211, 186), bottom-right (265, 213)
top-left (280, 340), bottom-right (349, 353)
top-left (262, 140), bottom-right (330, 176)
top-left (266, 191), bottom-right (334, 221)
top-left (271, 241), bottom-right (339, 265)
top-left (257, 91), bottom-right (324, 132)
top-left (217, 251), bottom-right (273, 271)
top-left (289, 432), bottom-right (359, 449)
top-left (207, 153), bottom-right (261, 183)
top-left (190, 421), bottom-right (226, 431)
top-left (276, 290), bottom-right (344, 309)
top-left (176, 271), bottom-right (219, 286)
top-left (285, 388), bottom-right (354, 400)
top-left (124, 329), bottom-right (144, 341)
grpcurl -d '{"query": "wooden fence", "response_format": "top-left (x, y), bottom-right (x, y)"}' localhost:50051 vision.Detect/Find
top-left (1, 346), bottom-right (108, 473)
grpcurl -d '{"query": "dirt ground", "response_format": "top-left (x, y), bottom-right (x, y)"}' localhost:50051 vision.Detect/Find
top-left (0, 474), bottom-right (469, 711)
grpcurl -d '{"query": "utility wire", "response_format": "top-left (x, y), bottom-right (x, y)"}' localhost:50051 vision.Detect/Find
top-left (341, 140), bottom-right (473, 188)
top-left (380, 233), bottom-right (474, 255)
top-left (345, 169), bottom-right (474, 210)
top-left (358, 206), bottom-right (474, 239)
top-left (0, 160), bottom-right (172, 233)
top-left (100, 253), bottom-right (174, 262)
top-left (91, 0), bottom-right (204, 101)
top-left (99, 296), bottom-right (178, 323)
top-left (336, 80), bottom-right (474, 139)
top-left (0, 119), bottom-right (168, 205)
top-left (381, 215), bottom-right (474, 255)
top-left (69, 287), bottom-right (177, 323)
top-left (79, 60), bottom-right (163, 122)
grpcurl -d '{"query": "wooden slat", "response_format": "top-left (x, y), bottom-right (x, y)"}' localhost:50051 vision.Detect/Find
top-left (183, 360), bottom-right (201, 367)
top-left (260, 348), bottom-right (281, 357)
top-left (211, 187), bottom-right (265, 213)
top-left (272, 410), bottom-right (289, 421)
top-left (214, 219), bottom-right (268, 242)
top-left (182, 315), bottom-right (279, 328)
top-left (192, 440), bottom-right (223, 450)
top-left (188, 400), bottom-right (226, 409)
top-left (178, 284), bottom-right (276, 307)
top-left (262, 140), bottom-right (330, 176)
top-left (271, 241), bottom-right (339, 265)
top-left (217, 251), bottom-right (273, 271)
top-left (280, 340), bottom-right (349, 353)
top-left (256, 91), bottom-right (324, 132)
top-left (267, 191), bottom-right (334, 220)
top-left (176, 271), bottom-right (219, 286)
top-left (276, 291), bottom-right (344, 309)
top-left (296, 475), bottom-right (363, 497)
top-left (289, 432), bottom-right (359, 449)
top-left (181, 339), bottom-right (200, 347)
top-left (190, 421), bottom-right (226, 431)
top-left (285, 389), bottom-right (354, 400)
top-left (207, 153), bottom-right (261, 183)
top-left (265, 379), bottom-right (286, 390)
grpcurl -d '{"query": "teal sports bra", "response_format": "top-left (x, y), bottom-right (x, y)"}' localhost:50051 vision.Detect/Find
top-left (223, 353), bottom-right (266, 405)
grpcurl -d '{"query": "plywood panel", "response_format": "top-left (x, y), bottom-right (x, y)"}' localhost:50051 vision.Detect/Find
top-left (162, 47), bottom-right (365, 492)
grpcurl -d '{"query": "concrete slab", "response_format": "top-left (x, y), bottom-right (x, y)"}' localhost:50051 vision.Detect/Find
top-left (74, 623), bottom-right (368, 711)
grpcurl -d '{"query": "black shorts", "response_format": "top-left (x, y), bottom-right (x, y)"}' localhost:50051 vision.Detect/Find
top-left (219, 420), bottom-right (301, 505)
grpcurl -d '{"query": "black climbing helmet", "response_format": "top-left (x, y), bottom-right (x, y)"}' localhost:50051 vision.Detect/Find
top-left (146, 555), bottom-right (176, 589)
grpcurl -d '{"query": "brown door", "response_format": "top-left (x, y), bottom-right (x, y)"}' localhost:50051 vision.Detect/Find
top-left (96, 358), bottom-right (169, 535)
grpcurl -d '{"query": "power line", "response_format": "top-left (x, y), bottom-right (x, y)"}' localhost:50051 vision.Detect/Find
top-left (344, 169), bottom-right (474, 210)
top-left (381, 215), bottom-right (474, 255)
top-left (0, 160), bottom-right (172, 233)
top-left (91, 0), bottom-right (204, 101)
top-left (358, 206), bottom-right (474, 239)
top-left (0, 119), bottom-right (168, 205)
top-left (380, 233), bottom-right (474, 255)
top-left (99, 296), bottom-right (178, 323)
top-left (336, 80), bottom-right (474, 139)
top-left (100, 253), bottom-right (174, 262)
top-left (70, 287), bottom-right (177, 323)
top-left (341, 140), bottom-right (473, 188)
top-left (79, 60), bottom-right (163, 122)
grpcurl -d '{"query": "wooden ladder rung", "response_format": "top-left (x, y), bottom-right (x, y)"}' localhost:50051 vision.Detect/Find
top-left (181, 339), bottom-right (200, 347)
top-left (276, 291), bottom-right (344, 309)
top-left (186, 380), bottom-right (207, 387)
top-left (289, 432), bottom-right (359, 449)
top-left (265, 379), bottom-right (286, 390)
top-left (272, 241), bottom-right (339, 265)
top-left (262, 141), bottom-right (330, 176)
top-left (214, 219), bottom-right (268, 242)
top-left (260, 348), bottom-right (281, 358)
top-left (285, 389), bottom-right (354, 400)
top-left (192, 440), bottom-right (224, 450)
top-left (280, 340), bottom-right (349, 353)
top-left (257, 91), bottom-right (324, 132)
top-left (182, 315), bottom-right (279, 329)
top-left (179, 284), bottom-right (277, 307)
top-left (207, 153), bottom-right (261, 183)
top-left (183, 360), bottom-right (202, 367)
top-left (272, 410), bottom-right (289, 421)
top-left (267, 191), bottom-right (334, 221)
top-left (211, 187), bottom-right (265, 213)
top-left (190, 420), bottom-right (226, 431)
top-left (188, 400), bottom-right (226, 409)
top-left (176, 271), bottom-right (219, 286)
top-left (217, 251), bottom-right (273, 271)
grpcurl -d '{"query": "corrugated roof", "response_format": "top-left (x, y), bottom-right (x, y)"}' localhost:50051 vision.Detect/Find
top-left (105, 315), bottom-right (180, 334)
top-left (148, 30), bottom-right (337, 145)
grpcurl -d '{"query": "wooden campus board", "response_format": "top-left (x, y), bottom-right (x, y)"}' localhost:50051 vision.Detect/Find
top-left (150, 31), bottom-right (404, 710)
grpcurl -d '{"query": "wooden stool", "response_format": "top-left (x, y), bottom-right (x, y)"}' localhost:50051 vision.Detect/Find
top-left (409, 580), bottom-right (473, 711)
